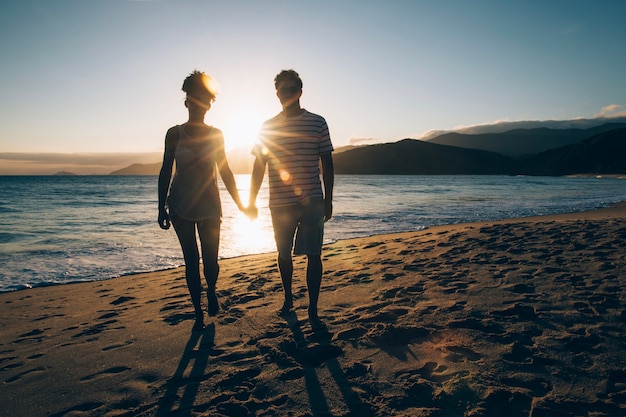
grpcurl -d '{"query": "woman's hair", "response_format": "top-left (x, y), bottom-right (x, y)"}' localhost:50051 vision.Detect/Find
top-left (182, 70), bottom-right (219, 103)
top-left (274, 69), bottom-right (303, 90)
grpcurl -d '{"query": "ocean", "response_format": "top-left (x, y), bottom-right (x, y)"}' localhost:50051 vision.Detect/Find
top-left (1, 174), bottom-right (625, 293)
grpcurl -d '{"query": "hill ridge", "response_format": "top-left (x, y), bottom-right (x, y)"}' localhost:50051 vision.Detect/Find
top-left (107, 124), bottom-right (626, 176)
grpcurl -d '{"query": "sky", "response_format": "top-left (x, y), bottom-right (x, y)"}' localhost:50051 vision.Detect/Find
top-left (1, 0), bottom-right (626, 173)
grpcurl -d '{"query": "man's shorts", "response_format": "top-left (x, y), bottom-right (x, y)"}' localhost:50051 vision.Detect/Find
top-left (270, 199), bottom-right (325, 257)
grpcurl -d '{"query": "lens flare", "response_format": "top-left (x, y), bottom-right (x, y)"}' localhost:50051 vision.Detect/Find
top-left (279, 169), bottom-right (292, 184)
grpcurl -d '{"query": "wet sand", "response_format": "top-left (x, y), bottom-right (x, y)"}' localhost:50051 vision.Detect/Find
top-left (1, 203), bottom-right (625, 416)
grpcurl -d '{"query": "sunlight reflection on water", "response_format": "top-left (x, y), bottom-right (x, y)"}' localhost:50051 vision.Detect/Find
top-left (1, 174), bottom-right (626, 291)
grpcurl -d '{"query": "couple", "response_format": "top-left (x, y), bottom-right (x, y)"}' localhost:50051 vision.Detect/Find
top-left (158, 69), bottom-right (334, 332)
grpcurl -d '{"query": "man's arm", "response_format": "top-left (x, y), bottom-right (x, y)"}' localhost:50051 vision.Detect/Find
top-left (247, 155), bottom-right (267, 220)
top-left (157, 127), bottom-right (178, 229)
top-left (320, 152), bottom-right (334, 222)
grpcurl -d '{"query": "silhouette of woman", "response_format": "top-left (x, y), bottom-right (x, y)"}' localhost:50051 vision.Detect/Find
top-left (158, 70), bottom-right (245, 331)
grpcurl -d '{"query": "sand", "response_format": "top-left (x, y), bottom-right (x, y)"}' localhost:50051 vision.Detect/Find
top-left (1, 203), bottom-right (626, 417)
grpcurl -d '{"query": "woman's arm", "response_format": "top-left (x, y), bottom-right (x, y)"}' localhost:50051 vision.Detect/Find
top-left (215, 130), bottom-right (245, 211)
top-left (157, 127), bottom-right (178, 229)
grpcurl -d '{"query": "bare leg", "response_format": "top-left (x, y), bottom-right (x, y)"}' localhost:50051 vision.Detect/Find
top-left (172, 217), bottom-right (204, 330)
top-left (306, 255), bottom-right (324, 329)
top-left (198, 218), bottom-right (221, 316)
top-left (271, 205), bottom-right (298, 315)
top-left (277, 254), bottom-right (294, 314)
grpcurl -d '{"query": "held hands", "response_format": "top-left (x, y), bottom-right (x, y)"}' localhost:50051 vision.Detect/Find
top-left (235, 200), bottom-right (258, 220)
top-left (241, 204), bottom-right (259, 221)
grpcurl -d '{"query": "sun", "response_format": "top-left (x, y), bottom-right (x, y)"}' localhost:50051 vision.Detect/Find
top-left (230, 210), bottom-right (275, 254)
top-left (221, 108), bottom-right (266, 151)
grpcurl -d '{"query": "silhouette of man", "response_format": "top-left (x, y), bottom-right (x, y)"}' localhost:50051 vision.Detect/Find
top-left (248, 69), bottom-right (334, 330)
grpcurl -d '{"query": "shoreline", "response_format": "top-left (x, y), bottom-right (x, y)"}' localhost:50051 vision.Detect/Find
top-left (2, 203), bottom-right (626, 416)
top-left (3, 200), bottom-right (625, 295)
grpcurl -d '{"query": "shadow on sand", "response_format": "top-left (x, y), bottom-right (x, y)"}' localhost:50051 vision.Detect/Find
top-left (155, 324), bottom-right (216, 416)
top-left (282, 311), bottom-right (375, 416)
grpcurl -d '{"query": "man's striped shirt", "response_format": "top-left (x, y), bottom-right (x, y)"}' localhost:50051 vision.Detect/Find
top-left (253, 110), bottom-right (334, 207)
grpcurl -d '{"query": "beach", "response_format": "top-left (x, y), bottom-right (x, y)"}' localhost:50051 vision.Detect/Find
top-left (1, 203), bottom-right (625, 417)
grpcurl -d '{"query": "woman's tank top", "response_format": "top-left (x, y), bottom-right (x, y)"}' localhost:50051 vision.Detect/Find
top-left (167, 125), bottom-right (222, 221)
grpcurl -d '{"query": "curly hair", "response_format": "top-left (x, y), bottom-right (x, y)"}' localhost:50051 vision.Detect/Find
top-left (182, 70), bottom-right (218, 103)
top-left (274, 69), bottom-right (303, 90)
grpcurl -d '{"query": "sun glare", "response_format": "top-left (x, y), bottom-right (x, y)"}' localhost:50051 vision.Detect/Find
top-left (221, 109), bottom-right (265, 151)
top-left (231, 211), bottom-right (274, 254)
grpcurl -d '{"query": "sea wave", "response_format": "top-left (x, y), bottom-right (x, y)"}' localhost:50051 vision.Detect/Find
top-left (1, 175), bottom-right (625, 292)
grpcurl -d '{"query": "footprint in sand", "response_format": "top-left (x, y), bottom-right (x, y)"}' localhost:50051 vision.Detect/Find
top-left (502, 342), bottom-right (535, 364)
top-left (14, 328), bottom-right (47, 343)
top-left (80, 366), bottom-right (131, 381)
top-left (366, 324), bottom-right (430, 345)
top-left (227, 292), bottom-right (266, 307)
top-left (416, 361), bottom-right (469, 383)
top-left (437, 279), bottom-right (470, 295)
top-left (110, 295), bottom-right (136, 306)
top-left (96, 311), bottom-right (119, 320)
top-left (377, 286), bottom-right (404, 300)
top-left (445, 345), bottom-right (482, 362)
top-left (491, 304), bottom-right (536, 321)
top-left (246, 276), bottom-right (269, 291)
top-left (382, 272), bottom-right (403, 281)
top-left (332, 326), bottom-right (368, 341)
top-left (1, 359), bottom-right (24, 372)
top-left (279, 367), bottom-right (305, 380)
top-left (363, 241), bottom-right (385, 249)
top-left (446, 300), bottom-right (467, 312)
top-left (347, 273), bottom-right (373, 284)
top-left (502, 375), bottom-right (553, 397)
top-left (33, 313), bottom-right (65, 322)
top-left (71, 319), bottom-right (122, 339)
top-left (48, 401), bottom-right (104, 416)
top-left (219, 307), bottom-right (245, 324)
top-left (5, 366), bottom-right (46, 383)
top-left (102, 340), bottom-right (134, 352)
top-left (26, 353), bottom-right (44, 360)
top-left (213, 367), bottom-right (263, 392)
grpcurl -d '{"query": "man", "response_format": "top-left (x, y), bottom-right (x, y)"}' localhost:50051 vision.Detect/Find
top-left (248, 69), bottom-right (334, 330)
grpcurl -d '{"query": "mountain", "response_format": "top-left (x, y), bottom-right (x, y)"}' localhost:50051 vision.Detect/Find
top-left (333, 139), bottom-right (520, 175)
top-left (108, 148), bottom-right (254, 175)
top-left (107, 125), bottom-right (626, 176)
top-left (521, 128), bottom-right (626, 176)
top-left (110, 162), bottom-right (161, 175)
top-left (427, 123), bottom-right (626, 157)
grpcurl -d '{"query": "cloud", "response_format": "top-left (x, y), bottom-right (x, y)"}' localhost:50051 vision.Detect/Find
top-left (348, 137), bottom-right (380, 146)
top-left (419, 112), bottom-right (626, 141)
top-left (346, 109), bottom-right (626, 149)
top-left (595, 104), bottom-right (626, 118)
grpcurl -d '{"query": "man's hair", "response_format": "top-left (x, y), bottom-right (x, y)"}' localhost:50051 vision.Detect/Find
top-left (182, 70), bottom-right (218, 103)
top-left (274, 69), bottom-right (303, 90)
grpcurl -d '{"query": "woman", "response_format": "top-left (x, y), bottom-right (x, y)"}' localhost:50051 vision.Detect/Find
top-left (158, 70), bottom-right (245, 332)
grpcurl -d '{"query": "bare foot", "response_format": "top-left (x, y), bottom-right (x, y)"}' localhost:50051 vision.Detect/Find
top-left (207, 290), bottom-right (220, 316)
top-left (277, 301), bottom-right (294, 316)
top-left (308, 312), bottom-right (326, 331)
top-left (192, 320), bottom-right (206, 332)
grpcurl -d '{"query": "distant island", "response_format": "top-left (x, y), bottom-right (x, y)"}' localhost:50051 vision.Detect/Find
top-left (109, 163), bottom-right (162, 176)
top-left (108, 123), bottom-right (626, 176)
top-left (53, 171), bottom-right (78, 176)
